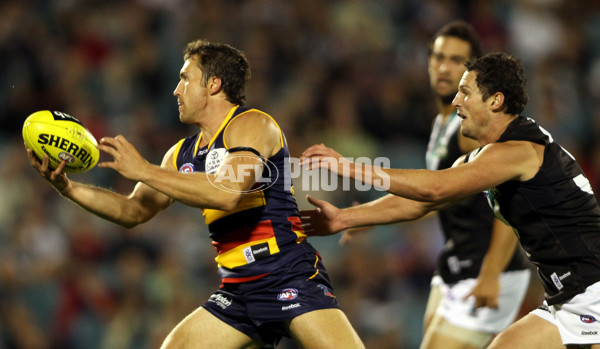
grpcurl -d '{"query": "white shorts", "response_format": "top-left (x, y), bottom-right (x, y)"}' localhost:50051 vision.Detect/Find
top-left (431, 269), bottom-right (531, 333)
top-left (531, 281), bottom-right (600, 345)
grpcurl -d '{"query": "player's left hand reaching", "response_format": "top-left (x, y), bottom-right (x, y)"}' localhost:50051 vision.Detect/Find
top-left (300, 195), bottom-right (347, 237)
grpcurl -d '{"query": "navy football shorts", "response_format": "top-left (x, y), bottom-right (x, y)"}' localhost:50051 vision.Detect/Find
top-left (202, 249), bottom-right (340, 347)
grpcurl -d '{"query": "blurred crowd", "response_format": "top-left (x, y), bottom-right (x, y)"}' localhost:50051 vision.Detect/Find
top-left (1, 0), bottom-right (599, 348)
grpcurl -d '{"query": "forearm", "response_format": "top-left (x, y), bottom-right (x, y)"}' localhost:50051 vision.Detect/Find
top-left (337, 194), bottom-right (432, 230)
top-left (345, 162), bottom-right (458, 203)
top-left (140, 163), bottom-right (241, 210)
top-left (61, 181), bottom-right (147, 227)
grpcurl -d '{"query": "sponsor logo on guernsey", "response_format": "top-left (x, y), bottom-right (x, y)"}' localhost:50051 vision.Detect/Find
top-left (550, 272), bottom-right (564, 291)
top-left (581, 330), bottom-right (598, 335)
top-left (242, 243), bottom-right (270, 264)
top-left (205, 148), bottom-right (227, 174)
top-left (581, 315), bottom-right (598, 324)
top-left (277, 288), bottom-right (299, 301)
top-left (281, 303), bottom-right (301, 311)
top-left (208, 294), bottom-right (232, 309)
top-left (180, 163), bottom-right (194, 173)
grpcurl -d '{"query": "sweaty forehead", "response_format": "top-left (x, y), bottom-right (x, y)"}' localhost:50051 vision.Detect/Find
top-left (460, 71), bottom-right (477, 88)
top-left (180, 58), bottom-right (202, 78)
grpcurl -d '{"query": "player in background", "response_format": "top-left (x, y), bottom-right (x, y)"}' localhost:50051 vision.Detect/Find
top-left (301, 52), bottom-right (600, 348)
top-left (26, 39), bottom-right (363, 349)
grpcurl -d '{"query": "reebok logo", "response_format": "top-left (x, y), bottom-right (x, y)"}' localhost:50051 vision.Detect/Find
top-left (581, 331), bottom-right (598, 335)
top-left (282, 303), bottom-right (301, 311)
top-left (558, 271), bottom-right (571, 280)
top-left (242, 243), bottom-right (271, 264)
top-left (253, 246), bottom-right (268, 255)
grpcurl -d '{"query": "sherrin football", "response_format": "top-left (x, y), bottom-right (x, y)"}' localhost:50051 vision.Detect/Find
top-left (23, 110), bottom-right (99, 173)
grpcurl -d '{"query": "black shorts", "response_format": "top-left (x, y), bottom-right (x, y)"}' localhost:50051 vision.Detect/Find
top-left (202, 250), bottom-right (339, 347)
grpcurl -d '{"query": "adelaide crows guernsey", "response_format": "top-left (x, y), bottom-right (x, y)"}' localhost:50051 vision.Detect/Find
top-left (172, 106), bottom-right (307, 283)
top-left (426, 112), bottom-right (529, 283)
top-left (470, 116), bottom-right (600, 305)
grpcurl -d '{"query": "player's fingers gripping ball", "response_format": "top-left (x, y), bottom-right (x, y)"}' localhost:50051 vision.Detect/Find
top-left (22, 110), bottom-right (99, 173)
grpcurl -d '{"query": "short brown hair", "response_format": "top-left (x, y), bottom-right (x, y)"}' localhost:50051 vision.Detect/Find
top-left (184, 40), bottom-right (251, 106)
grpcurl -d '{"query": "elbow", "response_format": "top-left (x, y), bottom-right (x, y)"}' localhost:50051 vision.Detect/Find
top-left (120, 221), bottom-right (139, 229)
top-left (417, 183), bottom-right (450, 203)
top-left (118, 215), bottom-right (148, 229)
top-left (212, 192), bottom-right (244, 211)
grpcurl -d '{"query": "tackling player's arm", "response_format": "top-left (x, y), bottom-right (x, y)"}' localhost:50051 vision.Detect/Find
top-left (302, 140), bottom-right (542, 205)
top-left (98, 111), bottom-right (280, 211)
top-left (301, 193), bottom-right (435, 237)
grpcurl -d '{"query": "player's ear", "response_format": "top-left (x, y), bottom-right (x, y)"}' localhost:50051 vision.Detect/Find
top-left (208, 76), bottom-right (222, 95)
top-left (489, 92), bottom-right (505, 112)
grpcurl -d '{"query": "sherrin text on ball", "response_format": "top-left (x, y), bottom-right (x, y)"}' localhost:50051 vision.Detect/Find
top-left (22, 110), bottom-right (99, 173)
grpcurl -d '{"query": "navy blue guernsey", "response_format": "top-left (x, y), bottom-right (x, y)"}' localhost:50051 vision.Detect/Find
top-left (426, 112), bottom-right (529, 283)
top-left (470, 116), bottom-right (600, 305)
top-left (172, 106), bottom-right (308, 284)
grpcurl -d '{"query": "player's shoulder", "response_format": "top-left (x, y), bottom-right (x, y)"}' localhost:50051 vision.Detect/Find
top-left (225, 108), bottom-right (283, 156)
top-left (229, 108), bottom-right (279, 131)
top-left (226, 108), bottom-right (281, 141)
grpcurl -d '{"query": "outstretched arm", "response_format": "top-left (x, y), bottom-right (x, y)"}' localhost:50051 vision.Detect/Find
top-left (97, 111), bottom-right (281, 211)
top-left (26, 144), bottom-right (173, 228)
top-left (301, 141), bottom-right (542, 205)
top-left (300, 193), bottom-right (443, 237)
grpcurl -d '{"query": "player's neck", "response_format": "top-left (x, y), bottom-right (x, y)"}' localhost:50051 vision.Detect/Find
top-left (479, 113), bottom-right (518, 146)
top-left (198, 102), bottom-right (237, 146)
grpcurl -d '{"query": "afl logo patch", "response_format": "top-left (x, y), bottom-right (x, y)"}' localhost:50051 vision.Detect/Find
top-left (180, 163), bottom-right (195, 173)
top-left (581, 315), bottom-right (597, 323)
top-left (58, 152), bottom-right (76, 164)
top-left (277, 288), bottom-right (298, 301)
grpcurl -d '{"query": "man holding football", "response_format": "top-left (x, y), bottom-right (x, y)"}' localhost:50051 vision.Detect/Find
top-left (26, 39), bottom-right (363, 349)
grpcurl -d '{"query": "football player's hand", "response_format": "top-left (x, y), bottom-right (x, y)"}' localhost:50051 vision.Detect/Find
top-left (25, 144), bottom-right (70, 193)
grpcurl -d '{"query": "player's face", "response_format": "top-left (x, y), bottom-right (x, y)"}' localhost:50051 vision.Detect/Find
top-left (453, 71), bottom-right (492, 140)
top-left (428, 36), bottom-right (471, 104)
top-left (173, 56), bottom-right (209, 124)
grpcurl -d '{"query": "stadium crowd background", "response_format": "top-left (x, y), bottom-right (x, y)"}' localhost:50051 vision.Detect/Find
top-left (1, 0), bottom-right (599, 348)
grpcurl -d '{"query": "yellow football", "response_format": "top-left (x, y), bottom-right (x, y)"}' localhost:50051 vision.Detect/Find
top-left (23, 110), bottom-right (99, 173)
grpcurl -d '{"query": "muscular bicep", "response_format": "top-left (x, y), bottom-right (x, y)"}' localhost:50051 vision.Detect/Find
top-left (209, 111), bottom-right (282, 194)
top-left (443, 141), bottom-right (540, 198)
top-left (224, 111), bottom-right (282, 159)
